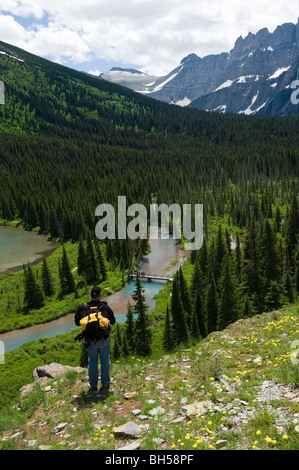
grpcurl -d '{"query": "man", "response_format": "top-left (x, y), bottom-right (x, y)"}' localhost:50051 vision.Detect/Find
top-left (75, 286), bottom-right (116, 394)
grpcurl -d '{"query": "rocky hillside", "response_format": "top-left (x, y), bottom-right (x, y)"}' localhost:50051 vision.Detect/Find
top-left (1, 303), bottom-right (298, 451)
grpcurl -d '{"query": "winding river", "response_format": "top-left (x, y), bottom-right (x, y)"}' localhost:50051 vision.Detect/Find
top-left (0, 227), bottom-right (184, 352)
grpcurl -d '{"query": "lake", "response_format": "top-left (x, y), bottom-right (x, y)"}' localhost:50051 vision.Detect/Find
top-left (0, 226), bottom-right (59, 274)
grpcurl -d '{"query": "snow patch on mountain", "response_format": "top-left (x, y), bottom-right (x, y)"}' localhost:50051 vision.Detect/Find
top-left (213, 80), bottom-right (234, 92)
top-left (0, 50), bottom-right (24, 62)
top-left (267, 67), bottom-right (291, 80)
top-left (174, 96), bottom-right (191, 107)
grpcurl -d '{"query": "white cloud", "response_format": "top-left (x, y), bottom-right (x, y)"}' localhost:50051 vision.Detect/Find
top-left (0, 1), bottom-right (298, 76)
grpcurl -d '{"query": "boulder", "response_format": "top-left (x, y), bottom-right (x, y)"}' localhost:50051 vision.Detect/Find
top-left (113, 422), bottom-right (141, 439)
top-left (32, 363), bottom-right (85, 381)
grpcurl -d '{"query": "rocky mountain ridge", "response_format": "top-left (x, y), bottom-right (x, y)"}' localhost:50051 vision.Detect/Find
top-left (99, 19), bottom-right (299, 115)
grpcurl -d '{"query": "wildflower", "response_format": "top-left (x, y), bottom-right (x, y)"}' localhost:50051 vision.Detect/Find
top-left (282, 435), bottom-right (288, 440)
top-left (209, 377), bottom-right (215, 381)
top-left (209, 444), bottom-right (214, 449)
top-left (265, 437), bottom-right (272, 444)
top-left (171, 444), bottom-right (176, 449)
top-left (256, 430), bottom-right (261, 436)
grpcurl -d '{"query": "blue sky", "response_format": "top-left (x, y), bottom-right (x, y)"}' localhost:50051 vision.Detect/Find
top-left (0, 1), bottom-right (298, 77)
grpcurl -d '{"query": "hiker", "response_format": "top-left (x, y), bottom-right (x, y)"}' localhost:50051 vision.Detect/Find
top-left (75, 286), bottom-right (116, 394)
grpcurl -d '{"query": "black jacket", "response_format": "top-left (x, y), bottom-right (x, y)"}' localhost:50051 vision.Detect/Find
top-left (75, 300), bottom-right (116, 337)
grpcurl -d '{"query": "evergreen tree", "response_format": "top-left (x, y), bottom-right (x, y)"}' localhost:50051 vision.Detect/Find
top-left (190, 309), bottom-right (200, 340)
top-left (264, 281), bottom-right (283, 311)
top-left (178, 267), bottom-right (192, 325)
top-left (77, 236), bottom-right (87, 277)
top-left (234, 233), bottom-right (242, 279)
top-left (132, 273), bottom-right (151, 357)
top-left (294, 245), bottom-right (299, 294)
top-left (112, 324), bottom-right (122, 360)
top-left (287, 192), bottom-right (299, 262)
top-left (41, 257), bottom-right (54, 297)
top-left (217, 256), bottom-right (237, 330)
top-left (125, 302), bottom-right (135, 353)
top-left (162, 304), bottom-right (176, 352)
top-left (261, 219), bottom-right (281, 288)
top-left (85, 232), bottom-right (99, 283)
top-left (95, 239), bottom-right (107, 281)
top-left (24, 263), bottom-right (44, 310)
top-left (59, 245), bottom-right (75, 294)
top-left (206, 272), bottom-right (218, 334)
top-left (214, 225), bottom-right (226, 283)
top-left (194, 288), bottom-right (207, 338)
top-left (171, 274), bottom-right (189, 344)
top-left (122, 331), bottom-right (129, 357)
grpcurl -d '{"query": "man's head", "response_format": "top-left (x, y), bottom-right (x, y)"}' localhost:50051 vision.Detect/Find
top-left (91, 286), bottom-right (101, 300)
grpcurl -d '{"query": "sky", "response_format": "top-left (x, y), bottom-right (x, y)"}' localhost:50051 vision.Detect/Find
top-left (0, 1), bottom-right (298, 77)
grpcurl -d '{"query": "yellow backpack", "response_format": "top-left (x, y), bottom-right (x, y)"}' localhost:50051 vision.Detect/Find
top-left (80, 305), bottom-right (109, 340)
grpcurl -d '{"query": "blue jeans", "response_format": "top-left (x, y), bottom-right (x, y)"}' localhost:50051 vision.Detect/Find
top-left (87, 336), bottom-right (111, 389)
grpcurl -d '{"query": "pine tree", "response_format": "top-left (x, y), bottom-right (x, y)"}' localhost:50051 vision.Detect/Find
top-left (178, 267), bottom-right (192, 325)
top-left (171, 274), bottom-right (189, 344)
top-left (234, 234), bottom-right (242, 279)
top-left (85, 232), bottom-right (99, 283)
top-left (77, 236), bottom-right (87, 277)
top-left (214, 225), bottom-right (226, 283)
top-left (162, 304), bottom-right (176, 352)
top-left (194, 288), bottom-right (207, 338)
top-left (24, 263), bottom-right (44, 310)
top-left (206, 272), bottom-right (218, 334)
top-left (95, 239), bottom-right (107, 281)
top-left (59, 245), bottom-right (75, 294)
top-left (190, 309), bottom-right (200, 340)
top-left (112, 324), bottom-right (122, 359)
top-left (132, 273), bottom-right (151, 357)
top-left (261, 219), bottom-right (281, 287)
top-left (41, 257), bottom-right (54, 297)
top-left (287, 191), bottom-right (299, 262)
top-left (217, 256), bottom-right (237, 330)
top-left (122, 331), bottom-right (129, 357)
top-left (125, 302), bottom-right (135, 353)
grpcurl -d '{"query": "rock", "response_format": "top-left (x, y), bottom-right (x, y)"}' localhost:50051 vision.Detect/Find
top-left (138, 415), bottom-right (149, 421)
top-left (180, 400), bottom-right (213, 417)
top-left (170, 417), bottom-right (185, 424)
top-left (145, 375), bottom-right (159, 381)
top-left (253, 357), bottom-right (262, 363)
top-left (113, 422), bottom-right (141, 439)
top-left (123, 391), bottom-right (137, 400)
top-left (215, 440), bottom-right (228, 449)
top-left (51, 422), bottom-right (68, 434)
top-left (148, 406), bottom-right (165, 417)
top-left (131, 409), bottom-right (142, 416)
top-left (19, 382), bottom-right (36, 400)
top-left (26, 440), bottom-right (38, 447)
top-left (32, 363), bottom-right (84, 381)
top-left (117, 441), bottom-right (141, 451)
top-left (153, 438), bottom-right (165, 445)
